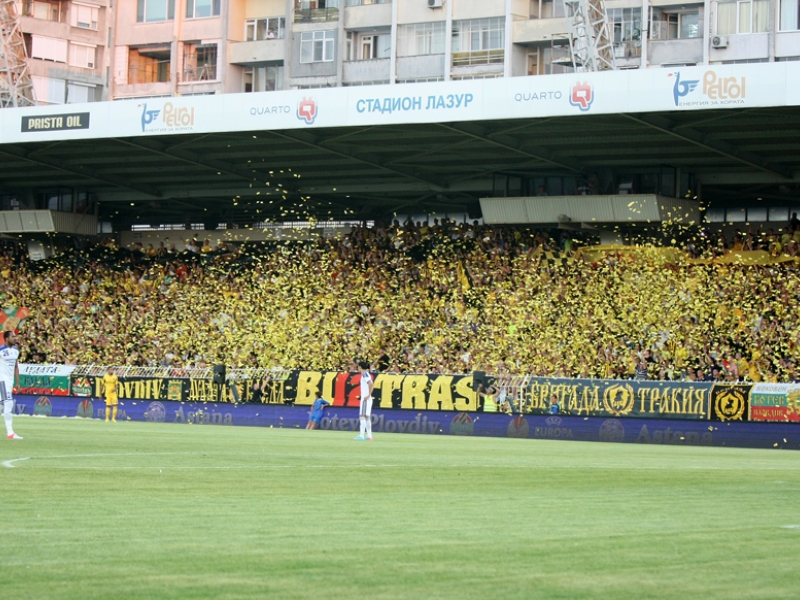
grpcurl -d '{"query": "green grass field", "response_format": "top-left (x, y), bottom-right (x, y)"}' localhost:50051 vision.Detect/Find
top-left (1, 417), bottom-right (799, 600)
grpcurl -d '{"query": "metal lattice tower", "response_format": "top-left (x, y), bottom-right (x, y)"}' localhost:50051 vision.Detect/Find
top-left (562, 0), bottom-right (617, 72)
top-left (0, 0), bottom-right (36, 108)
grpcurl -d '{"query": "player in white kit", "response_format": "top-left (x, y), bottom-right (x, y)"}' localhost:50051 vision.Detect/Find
top-left (355, 361), bottom-right (373, 441)
top-left (0, 330), bottom-right (22, 440)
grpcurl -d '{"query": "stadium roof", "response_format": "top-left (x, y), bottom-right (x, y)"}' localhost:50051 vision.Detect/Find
top-left (1, 64), bottom-right (799, 228)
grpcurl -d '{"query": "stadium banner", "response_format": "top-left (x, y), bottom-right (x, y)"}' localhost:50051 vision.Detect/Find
top-left (17, 364), bottom-right (75, 396)
top-left (287, 370), bottom-right (479, 412)
top-left (749, 383), bottom-right (800, 423)
top-left (709, 384), bottom-right (752, 422)
top-left (2, 62), bottom-right (799, 145)
top-left (525, 377), bottom-right (711, 420)
top-left (10, 395), bottom-right (800, 450)
top-left (68, 374), bottom-right (288, 404)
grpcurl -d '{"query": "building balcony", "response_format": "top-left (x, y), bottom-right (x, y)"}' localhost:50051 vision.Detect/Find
top-left (294, 7), bottom-right (339, 23)
top-left (648, 37), bottom-right (703, 66)
top-left (229, 40), bottom-right (285, 65)
top-left (776, 31), bottom-right (800, 58)
top-left (396, 55), bottom-right (445, 80)
top-left (113, 81), bottom-right (171, 99)
top-left (344, 1), bottom-right (392, 29)
top-left (709, 32), bottom-right (768, 62)
top-left (19, 15), bottom-right (70, 38)
top-left (343, 58), bottom-right (390, 84)
top-left (452, 49), bottom-right (504, 67)
top-left (512, 17), bottom-right (567, 44)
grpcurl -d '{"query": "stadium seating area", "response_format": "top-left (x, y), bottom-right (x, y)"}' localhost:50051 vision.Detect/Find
top-left (3, 219), bottom-right (800, 382)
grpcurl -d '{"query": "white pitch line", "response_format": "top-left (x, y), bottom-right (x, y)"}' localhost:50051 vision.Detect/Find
top-left (9, 462), bottom-right (800, 472)
top-left (2, 456), bottom-right (30, 469)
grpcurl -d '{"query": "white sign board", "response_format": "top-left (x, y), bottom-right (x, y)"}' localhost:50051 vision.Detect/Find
top-left (1, 62), bottom-right (798, 145)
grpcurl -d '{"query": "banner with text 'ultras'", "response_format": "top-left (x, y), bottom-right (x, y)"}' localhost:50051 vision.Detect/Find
top-left (526, 377), bottom-right (712, 420)
top-left (290, 371), bottom-right (479, 412)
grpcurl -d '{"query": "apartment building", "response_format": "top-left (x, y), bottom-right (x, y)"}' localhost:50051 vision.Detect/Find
top-left (17, 0), bottom-right (110, 104)
top-left (14, 0), bottom-right (800, 103)
top-left (230, 0), bottom-right (800, 91)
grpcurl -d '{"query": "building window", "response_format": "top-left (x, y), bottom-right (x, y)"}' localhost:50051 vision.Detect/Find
top-left (294, 0), bottom-right (339, 22)
top-left (300, 30), bottom-right (335, 63)
top-left (780, 0), bottom-right (800, 30)
top-left (527, 45), bottom-right (572, 75)
top-left (31, 75), bottom-right (66, 104)
top-left (651, 9), bottom-right (699, 39)
top-left (717, 0), bottom-right (769, 35)
top-left (609, 8), bottom-right (642, 58)
top-left (69, 43), bottom-right (96, 69)
top-left (25, 0), bottom-right (64, 22)
top-left (71, 3), bottom-right (99, 29)
top-left (346, 31), bottom-right (390, 60)
top-left (245, 17), bottom-right (286, 40)
top-left (31, 35), bottom-right (67, 63)
top-left (243, 66), bottom-right (285, 92)
top-left (129, 46), bottom-right (171, 83)
top-left (452, 17), bottom-right (504, 66)
top-left (530, 0), bottom-right (564, 19)
top-left (186, 0), bottom-right (220, 19)
top-left (345, 0), bottom-right (390, 5)
top-left (67, 82), bottom-right (96, 103)
top-left (296, 0), bottom-right (339, 8)
top-left (136, 0), bottom-right (175, 23)
top-left (183, 43), bottom-right (218, 81)
top-left (397, 22), bottom-right (445, 56)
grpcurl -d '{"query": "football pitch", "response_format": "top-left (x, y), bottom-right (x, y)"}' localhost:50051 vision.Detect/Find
top-left (1, 418), bottom-right (799, 600)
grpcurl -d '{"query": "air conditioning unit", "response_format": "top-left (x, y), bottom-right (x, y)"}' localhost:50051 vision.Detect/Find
top-left (712, 36), bottom-right (728, 49)
top-left (428, 0), bottom-right (443, 8)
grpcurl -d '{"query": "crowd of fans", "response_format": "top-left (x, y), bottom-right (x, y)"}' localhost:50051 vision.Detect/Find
top-left (2, 217), bottom-right (800, 383)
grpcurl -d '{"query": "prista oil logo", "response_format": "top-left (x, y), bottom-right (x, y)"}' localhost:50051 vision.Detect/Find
top-left (76, 399), bottom-right (93, 418)
top-left (33, 396), bottom-right (52, 416)
top-left (450, 413), bottom-right (474, 436)
top-left (507, 416), bottom-right (529, 438)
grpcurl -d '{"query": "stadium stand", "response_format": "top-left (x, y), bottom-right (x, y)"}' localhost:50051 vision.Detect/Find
top-left (5, 219), bottom-right (800, 383)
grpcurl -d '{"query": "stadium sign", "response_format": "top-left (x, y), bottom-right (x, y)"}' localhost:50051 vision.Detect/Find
top-left (2, 62), bottom-right (798, 144)
top-left (20, 112), bottom-right (89, 132)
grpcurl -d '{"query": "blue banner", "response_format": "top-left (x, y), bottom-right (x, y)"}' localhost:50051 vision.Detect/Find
top-left (11, 395), bottom-right (799, 450)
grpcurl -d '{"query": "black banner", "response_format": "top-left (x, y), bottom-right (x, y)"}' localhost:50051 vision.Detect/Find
top-left (67, 370), bottom-right (759, 424)
top-left (526, 377), bottom-right (712, 420)
top-left (70, 374), bottom-right (288, 404)
top-left (709, 384), bottom-right (752, 422)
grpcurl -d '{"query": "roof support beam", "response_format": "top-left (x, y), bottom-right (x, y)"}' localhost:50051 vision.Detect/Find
top-left (0, 145), bottom-right (162, 198)
top-left (437, 122), bottom-right (585, 173)
top-left (267, 129), bottom-right (448, 189)
top-left (113, 137), bottom-right (264, 185)
top-left (623, 113), bottom-right (792, 179)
